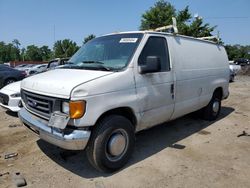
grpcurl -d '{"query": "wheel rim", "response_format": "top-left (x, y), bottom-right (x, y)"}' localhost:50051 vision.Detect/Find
top-left (212, 100), bottom-right (220, 114)
top-left (106, 129), bottom-right (129, 162)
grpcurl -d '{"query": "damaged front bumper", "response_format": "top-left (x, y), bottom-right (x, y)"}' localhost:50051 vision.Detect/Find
top-left (18, 108), bottom-right (91, 150)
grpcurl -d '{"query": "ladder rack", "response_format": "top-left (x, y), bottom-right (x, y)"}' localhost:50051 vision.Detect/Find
top-left (147, 17), bottom-right (220, 43)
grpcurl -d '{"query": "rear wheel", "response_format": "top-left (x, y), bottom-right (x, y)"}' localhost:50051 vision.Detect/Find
top-left (229, 75), bottom-right (235, 82)
top-left (202, 92), bottom-right (221, 121)
top-left (86, 115), bottom-right (135, 172)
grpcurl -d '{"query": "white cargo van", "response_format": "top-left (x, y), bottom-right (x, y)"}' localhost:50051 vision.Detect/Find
top-left (19, 30), bottom-right (229, 172)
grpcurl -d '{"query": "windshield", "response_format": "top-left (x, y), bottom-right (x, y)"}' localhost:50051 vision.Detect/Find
top-left (67, 33), bottom-right (143, 71)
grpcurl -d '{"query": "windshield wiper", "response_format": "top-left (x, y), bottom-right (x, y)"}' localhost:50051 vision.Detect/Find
top-left (82, 61), bottom-right (104, 64)
top-left (80, 61), bottom-right (112, 71)
top-left (65, 61), bottom-right (74, 64)
top-left (61, 61), bottom-right (113, 71)
top-left (91, 65), bottom-right (111, 71)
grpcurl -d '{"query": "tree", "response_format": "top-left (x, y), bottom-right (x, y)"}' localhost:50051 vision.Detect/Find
top-left (21, 48), bottom-right (25, 61)
top-left (225, 45), bottom-right (250, 60)
top-left (11, 39), bottom-right (21, 60)
top-left (25, 45), bottom-right (43, 61)
top-left (0, 42), bottom-right (7, 63)
top-left (183, 17), bottom-right (215, 37)
top-left (12, 39), bottom-right (21, 49)
top-left (40, 45), bottom-right (52, 61)
top-left (140, 0), bottom-right (176, 30)
top-left (0, 41), bottom-right (21, 62)
top-left (83, 34), bottom-right (96, 44)
top-left (140, 0), bottom-right (215, 38)
top-left (53, 39), bottom-right (79, 58)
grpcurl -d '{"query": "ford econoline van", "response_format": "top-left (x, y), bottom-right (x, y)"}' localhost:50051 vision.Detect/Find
top-left (19, 31), bottom-right (229, 172)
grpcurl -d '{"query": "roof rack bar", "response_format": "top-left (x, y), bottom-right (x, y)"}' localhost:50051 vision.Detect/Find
top-left (147, 17), bottom-right (178, 34)
top-left (198, 31), bottom-right (220, 43)
top-left (145, 18), bottom-right (220, 44)
top-left (198, 36), bottom-right (217, 40)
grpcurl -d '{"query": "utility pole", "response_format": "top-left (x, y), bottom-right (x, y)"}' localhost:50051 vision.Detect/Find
top-left (53, 24), bottom-right (56, 45)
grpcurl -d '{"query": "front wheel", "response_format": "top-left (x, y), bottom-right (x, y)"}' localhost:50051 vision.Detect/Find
top-left (202, 94), bottom-right (221, 121)
top-left (86, 115), bottom-right (135, 172)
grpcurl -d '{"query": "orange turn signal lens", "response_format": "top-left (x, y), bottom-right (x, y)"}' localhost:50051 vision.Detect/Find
top-left (69, 101), bottom-right (86, 119)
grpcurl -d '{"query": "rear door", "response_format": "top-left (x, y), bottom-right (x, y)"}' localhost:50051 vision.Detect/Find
top-left (135, 35), bottom-right (175, 130)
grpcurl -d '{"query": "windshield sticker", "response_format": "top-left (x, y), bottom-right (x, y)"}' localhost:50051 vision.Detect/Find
top-left (119, 38), bottom-right (138, 43)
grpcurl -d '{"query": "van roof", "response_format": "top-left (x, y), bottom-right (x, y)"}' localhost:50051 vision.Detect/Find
top-left (102, 31), bottom-right (222, 46)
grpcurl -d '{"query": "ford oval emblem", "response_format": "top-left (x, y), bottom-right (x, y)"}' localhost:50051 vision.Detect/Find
top-left (29, 101), bottom-right (37, 107)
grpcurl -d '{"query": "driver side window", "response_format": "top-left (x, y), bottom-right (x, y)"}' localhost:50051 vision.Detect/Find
top-left (138, 36), bottom-right (170, 72)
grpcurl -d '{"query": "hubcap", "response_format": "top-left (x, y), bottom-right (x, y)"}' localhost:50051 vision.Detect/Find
top-left (212, 100), bottom-right (219, 114)
top-left (106, 129), bottom-right (128, 161)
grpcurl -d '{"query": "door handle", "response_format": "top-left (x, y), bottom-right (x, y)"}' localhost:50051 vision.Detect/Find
top-left (170, 84), bottom-right (174, 94)
top-left (170, 84), bottom-right (174, 99)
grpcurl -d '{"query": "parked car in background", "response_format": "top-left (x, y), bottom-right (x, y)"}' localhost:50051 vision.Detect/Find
top-left (22, 64), bottom-right (37, 74)
top-left (234, 58), bottom-right (250, 65)
top-left (229, 69), bottom-right (235, 82)
top-left (0, 60), bottom-right (65, 111)
top-left (0, 81), bottom-right (21, 112)
top-left (0, 65), bottom-right (26, 88)
top-left (229, 61), bottom-right (241, 74)
top-left (27, 64), bottom-right (48, 76)
top-left (15, 64), bottom-right (36, 72)
top-left (229, 61), bottom-right (241, 82)
top-left (14, 64), bottom-right (28, 70)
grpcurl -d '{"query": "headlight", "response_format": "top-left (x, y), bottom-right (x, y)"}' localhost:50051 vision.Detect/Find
top-left (62, 102), bottom-right (70, 114)
top-left (62, 101), bottom-right (86, 119)
top-left (10, 93), bottom-right (21, 98)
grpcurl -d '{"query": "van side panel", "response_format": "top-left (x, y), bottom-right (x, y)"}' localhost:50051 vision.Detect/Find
top-left (171, 36), bottom-right (229, 120)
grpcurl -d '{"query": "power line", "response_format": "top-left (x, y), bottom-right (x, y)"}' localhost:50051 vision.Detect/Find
top-left (204, 16), bottom-right (249, 19)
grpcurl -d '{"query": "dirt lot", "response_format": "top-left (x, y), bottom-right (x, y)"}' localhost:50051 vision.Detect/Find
top-left (0, 76), bottom-right (250, 188)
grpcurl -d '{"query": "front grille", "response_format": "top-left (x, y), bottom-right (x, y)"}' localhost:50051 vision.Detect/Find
top-left (21, 90), bottom-right (60, 119)
top-left (0, 93), bottom-right (9, 105)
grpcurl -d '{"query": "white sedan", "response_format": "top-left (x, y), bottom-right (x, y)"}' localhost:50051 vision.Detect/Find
top-left (0, 81), bottom-right (21, 112)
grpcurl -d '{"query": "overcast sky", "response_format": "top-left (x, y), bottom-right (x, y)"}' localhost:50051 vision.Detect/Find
top-left (0, 0), bottom-right (249, 48)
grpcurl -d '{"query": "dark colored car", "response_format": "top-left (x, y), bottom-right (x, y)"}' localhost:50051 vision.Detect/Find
top-left (0, 65), bottom-right (26, 88)
top-left (234, 58), bottom-right (250, 65)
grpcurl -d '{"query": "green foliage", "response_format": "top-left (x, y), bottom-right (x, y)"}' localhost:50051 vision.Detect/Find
top-left (53, 39), bottom-right (79, 58)
top-left (83, 34), bottom-right (96, 44)
top-left (40, 46), bottom-right (52, 61)
top-left (140, 0), bottom-right (176, 30)
top-left (25, 45), bottom-right (43, 61)
top-left (140, 0), bottom-right (215, 38)
top-left (183, 17), bottom-right (216, 37)
top-left (12, 39), bottom-right (20, 49)
top-left (0, 41), bottom-right (20, 62)
top-left (225, 45), bottom-right (250, 60)
top-left (25, 45), bottom-right (52, 61)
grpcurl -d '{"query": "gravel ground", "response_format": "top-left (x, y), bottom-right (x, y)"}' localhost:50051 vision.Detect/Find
top-left (0, 75), bottom-right (250, 188)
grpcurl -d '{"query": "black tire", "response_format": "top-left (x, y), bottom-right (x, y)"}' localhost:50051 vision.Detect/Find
top-left (229, 75), bottom-right (234, 82)
top-left (86, 115), bottom-right (135, 172)
top-left (202, 92), bottom-right (221, 121)
top-left (4, 78), bottom-right (16, 86)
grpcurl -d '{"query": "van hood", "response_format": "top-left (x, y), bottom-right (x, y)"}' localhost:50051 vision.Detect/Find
top-left (21, 69), bottom-right (113, 98)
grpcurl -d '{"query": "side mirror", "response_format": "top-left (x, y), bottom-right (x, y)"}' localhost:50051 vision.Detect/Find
top-left (139, 56), bottom-right (161, 74)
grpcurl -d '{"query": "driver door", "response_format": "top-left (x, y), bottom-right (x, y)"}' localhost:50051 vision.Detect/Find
top-left (135, 35), bottom-right (175, 130)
